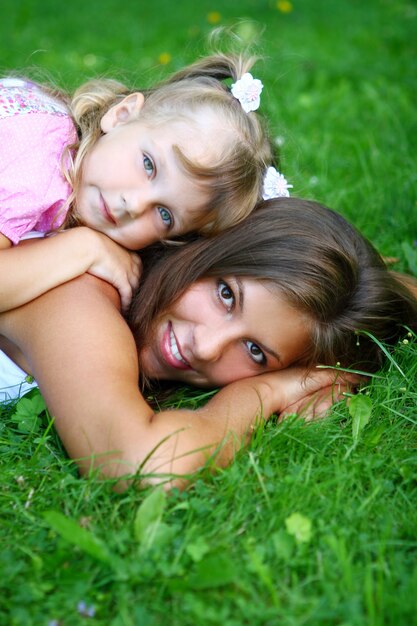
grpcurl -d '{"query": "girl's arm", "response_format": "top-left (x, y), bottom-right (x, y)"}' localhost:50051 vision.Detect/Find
top-left (0, 274), bottom-right (344, 488)
top-left (0, 228), bottom-right (141, 312)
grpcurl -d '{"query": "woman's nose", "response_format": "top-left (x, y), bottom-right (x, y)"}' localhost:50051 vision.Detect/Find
top-left (193, 324), bottom-right (233, 363)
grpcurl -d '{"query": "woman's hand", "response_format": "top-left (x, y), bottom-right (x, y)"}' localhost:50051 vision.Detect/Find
top-left (280, 382), bottom-right (349, 421)
top-left (258, 366), bottom-right (361, 421)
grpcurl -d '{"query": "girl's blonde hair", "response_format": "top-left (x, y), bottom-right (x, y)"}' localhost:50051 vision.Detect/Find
top-left (63, 54), bottom-right (274, 234)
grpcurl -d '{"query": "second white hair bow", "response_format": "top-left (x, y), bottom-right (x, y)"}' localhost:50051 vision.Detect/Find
top-left (262, 166), bottom-right (293, 199)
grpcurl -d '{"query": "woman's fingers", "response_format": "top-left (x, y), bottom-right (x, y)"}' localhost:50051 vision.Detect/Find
top-left (270, 365), bottom-right (366, 421)
top-left (280, 382), bottom-right (350, 422)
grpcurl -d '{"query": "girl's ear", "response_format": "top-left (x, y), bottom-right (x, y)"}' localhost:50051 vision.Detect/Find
top-left (100, 92), bottom-right (145, 132)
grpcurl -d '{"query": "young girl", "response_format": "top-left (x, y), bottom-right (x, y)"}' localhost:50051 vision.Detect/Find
top-left (1, 198), bottom-right (416, 486)
top-left (0, 54), bottom-right (286, 311)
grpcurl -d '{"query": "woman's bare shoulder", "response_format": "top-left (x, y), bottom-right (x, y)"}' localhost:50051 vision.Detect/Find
top-left (5, 272), bottom-right (140, 399)
top-left (46, 273), bottom-right (122, 309)
top-left (0, 272), bottom-right (133, 374)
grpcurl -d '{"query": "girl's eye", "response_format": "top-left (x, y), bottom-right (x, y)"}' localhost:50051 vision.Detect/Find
top-left (158, 207), bottom-right (173, 229)
top-left (143, 155), bottom-right (154, 177)
top-left (245, 341), bottom-right (266, 366)
top-left (217, 279), bottom-right (235, 312)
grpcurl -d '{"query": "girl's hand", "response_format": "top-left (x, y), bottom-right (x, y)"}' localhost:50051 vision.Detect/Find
top-left (84, 228), bottom-right (142, 309)
top-left (0, 228), bottom-right (141, 314)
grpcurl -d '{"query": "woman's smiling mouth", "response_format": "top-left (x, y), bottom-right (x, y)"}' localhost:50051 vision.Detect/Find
top-left (161, 322), bottom-right (191, 370)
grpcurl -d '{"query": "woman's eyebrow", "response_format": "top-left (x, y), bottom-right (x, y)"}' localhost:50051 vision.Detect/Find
top-left (237, 277), bottom-right (282, 365)
top-left (235, 277), bottom-right (244, 311)
top-left (260, 342), bottom-right (282, 365)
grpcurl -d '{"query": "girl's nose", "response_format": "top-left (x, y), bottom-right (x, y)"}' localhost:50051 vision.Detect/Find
top-left (124, 184), bottom-right (152, 219)
top-left (125, 193), bottom-right (145, 219)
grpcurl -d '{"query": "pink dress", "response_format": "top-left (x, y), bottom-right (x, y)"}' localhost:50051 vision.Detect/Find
top-left (0, 78), bottom-right (77, 244)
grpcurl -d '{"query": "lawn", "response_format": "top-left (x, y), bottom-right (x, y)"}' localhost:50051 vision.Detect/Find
top-left (1, 0), bottom-right (417, 624)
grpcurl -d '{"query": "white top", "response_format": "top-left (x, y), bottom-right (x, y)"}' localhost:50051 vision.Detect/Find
top-left (0, 349), bottom-right (37, 402)
top-left (0, 230), bottom-right (43, 402)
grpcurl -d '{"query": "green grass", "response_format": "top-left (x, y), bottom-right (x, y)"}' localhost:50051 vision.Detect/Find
top-left (1, 0), bottom-right (417, 624)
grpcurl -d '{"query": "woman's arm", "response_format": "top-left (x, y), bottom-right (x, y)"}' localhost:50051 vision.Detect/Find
top-left (0, 275), bottom-right (343, 488)
top-left (0, 228), bottom-right (141, 312)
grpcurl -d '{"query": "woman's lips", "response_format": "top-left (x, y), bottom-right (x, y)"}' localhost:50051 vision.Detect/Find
top-left (99, 193), bottom-right (117, 224)
top-left (161, 322), bottom-right (191, 370)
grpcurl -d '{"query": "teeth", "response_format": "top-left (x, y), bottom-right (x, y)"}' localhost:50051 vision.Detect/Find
top-left (170, 329), bottom-right (188, 365)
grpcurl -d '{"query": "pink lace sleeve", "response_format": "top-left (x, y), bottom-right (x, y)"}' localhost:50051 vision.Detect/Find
top-left (0, 81), bottom-right (76, 244)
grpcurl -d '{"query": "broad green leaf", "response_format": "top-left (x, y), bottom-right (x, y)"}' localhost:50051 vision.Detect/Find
top-left (187, 553), bottom-right (238, 589)
top-left (12, 394), bottom-right (47, 433)
top-left (185, 537), bottom-right (210, 563)
top-left (285, 512), bottom-right (312, 544)
top-left (349, 394), bottom-right (373, 442)
top-left (16, 394), bottom-right (46, 417)
top-left (272, 529), bottom-right (294, 561)
top-left (134, 487), bottom-right (167, 550)
top-left (43, 511), bottom-right (111, 563)
top-left (12, 413), bottom-right (39, 434)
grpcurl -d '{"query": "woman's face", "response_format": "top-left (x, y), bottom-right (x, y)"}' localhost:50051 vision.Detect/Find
top-left (139, 277), bottom-right (311, 387)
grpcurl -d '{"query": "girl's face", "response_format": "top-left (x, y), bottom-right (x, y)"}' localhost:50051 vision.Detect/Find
top-left (76, 94), bottom-right (216, 250)
top-left (139, 277), bottom-right (311, 387)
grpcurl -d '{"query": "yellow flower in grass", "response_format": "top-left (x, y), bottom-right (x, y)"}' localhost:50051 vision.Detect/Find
top-left (207, 11), bottom-right (221, 24)
top-left (276, 0), bottom-right (293, 13)
top-left (158, 52), bottom-right (172, 65)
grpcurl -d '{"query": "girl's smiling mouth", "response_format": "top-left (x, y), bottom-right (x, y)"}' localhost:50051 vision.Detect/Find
top-left (99, 192), bottom-right (117, 225)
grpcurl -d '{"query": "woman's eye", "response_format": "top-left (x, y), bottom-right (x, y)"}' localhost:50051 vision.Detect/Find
top-left (245, 340), bottom-right (266, 365)
top-left (217, 279), bottom-right (235, 311)
top-left (158, 207), bottom-right (173, 229)
top-left (143, 155), bottom-right (154, 177)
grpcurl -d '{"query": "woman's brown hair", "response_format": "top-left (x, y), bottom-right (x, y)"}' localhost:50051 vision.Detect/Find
top-left (130, 198), bottom-right (417, 375)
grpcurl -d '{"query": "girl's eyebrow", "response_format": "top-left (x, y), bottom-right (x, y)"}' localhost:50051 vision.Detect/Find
top-left (145, 139), bottom-right (189, 215)
top-left (237, 277), bottom-right (282, 365)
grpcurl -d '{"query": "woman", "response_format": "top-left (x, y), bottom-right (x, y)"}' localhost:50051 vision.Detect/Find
top-left (1, 198), bottom-right (416, 487)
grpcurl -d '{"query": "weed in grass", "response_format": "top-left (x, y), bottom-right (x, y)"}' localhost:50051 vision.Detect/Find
top-left (1, 0), bottom-right (417, 624)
